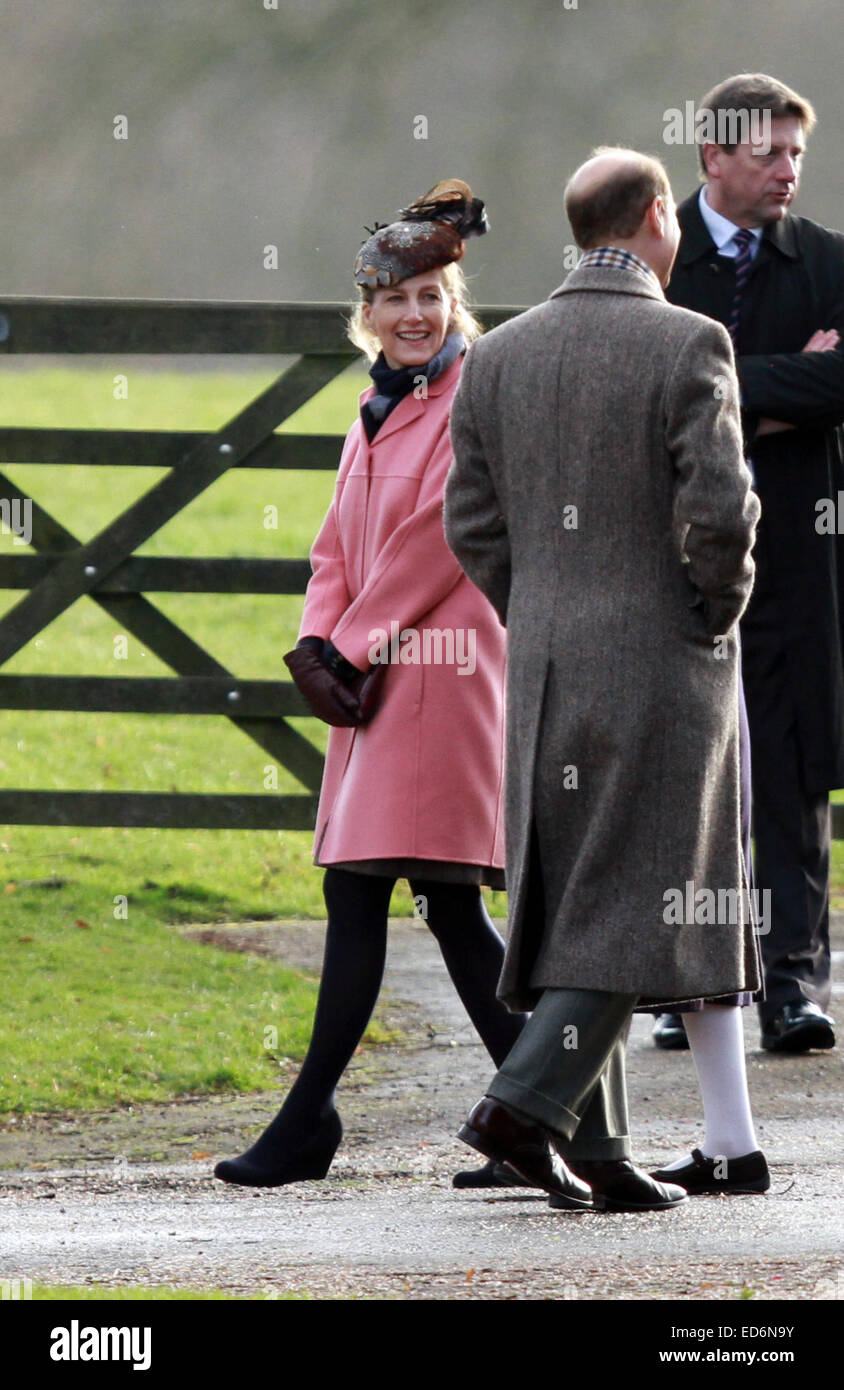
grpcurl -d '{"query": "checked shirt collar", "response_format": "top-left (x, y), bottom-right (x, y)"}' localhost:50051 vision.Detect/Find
top-left (577, 245), bottom-right (663, 292)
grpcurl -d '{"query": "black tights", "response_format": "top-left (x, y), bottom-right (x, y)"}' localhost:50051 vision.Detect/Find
top-left (260, 867), bottom-right (523, 1140)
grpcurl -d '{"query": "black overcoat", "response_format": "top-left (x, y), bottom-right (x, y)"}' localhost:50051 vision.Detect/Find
top-left (667, 191), bottom-right (844, 797)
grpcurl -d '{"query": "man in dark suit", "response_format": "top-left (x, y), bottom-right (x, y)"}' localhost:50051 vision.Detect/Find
top-left (657, 72), bottom-right (842, 1053)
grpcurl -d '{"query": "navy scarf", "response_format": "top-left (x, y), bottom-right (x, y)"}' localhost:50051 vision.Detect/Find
top-left (361, 331), bottom-right (465, 442)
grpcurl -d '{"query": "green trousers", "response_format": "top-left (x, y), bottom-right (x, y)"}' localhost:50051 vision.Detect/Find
top-left (486, 987), bottom-right (639, 1160)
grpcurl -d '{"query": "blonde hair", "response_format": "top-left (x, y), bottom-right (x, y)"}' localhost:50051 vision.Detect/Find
top-left (346, 261), bottom-right (483, 362)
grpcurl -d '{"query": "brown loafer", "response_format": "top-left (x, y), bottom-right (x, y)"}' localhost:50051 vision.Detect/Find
top-left (458, 1097), bottom-right (594, 1210)
top-left (553, 1158), bottom-right (686, 1212)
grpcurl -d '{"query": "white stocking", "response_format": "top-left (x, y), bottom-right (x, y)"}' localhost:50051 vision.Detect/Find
top-left (660, 1004), bottom-right (758, 1166)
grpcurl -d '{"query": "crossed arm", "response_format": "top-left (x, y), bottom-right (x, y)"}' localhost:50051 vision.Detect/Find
top-left (741, 234), bottom-right (844, 445)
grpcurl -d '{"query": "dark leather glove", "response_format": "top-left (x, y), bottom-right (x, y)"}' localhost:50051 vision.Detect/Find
top-left (286, 635), bottom-right (389, 727)
top-left (284, 638), bottom-right (365, 726)
top-left (323, 641), bottom-right (388, 723)
top-left (297, 635), bottom-right (326, 657)
top-left (322, 639), bottom-right (364, 684)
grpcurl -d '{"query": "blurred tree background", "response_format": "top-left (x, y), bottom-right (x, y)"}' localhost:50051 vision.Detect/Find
top-left (2, 0), bottom-right (841, 308)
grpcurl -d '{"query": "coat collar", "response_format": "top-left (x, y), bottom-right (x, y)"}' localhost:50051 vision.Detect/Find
top-left (549, 260), bottom-right (666, 303)
top-left (675, 187), bottom-right (798, 266)
top-left (357, 350), bottom-right (462, 446)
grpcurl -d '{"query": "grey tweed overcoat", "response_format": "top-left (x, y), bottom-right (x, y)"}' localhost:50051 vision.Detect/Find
top-left (444, 261), bottom-right (762, 1011)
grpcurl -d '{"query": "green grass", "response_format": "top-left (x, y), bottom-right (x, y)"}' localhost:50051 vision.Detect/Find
top-left (0, 817), bottom-right (420, 1113)
top-left (2, 872), bottom-right (319, 1112)
top-left (26, 1282), bottom-right (310, 1301)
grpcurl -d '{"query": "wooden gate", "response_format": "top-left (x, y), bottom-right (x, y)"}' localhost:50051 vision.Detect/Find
top-left (0, 296), bottom-right (517, 830)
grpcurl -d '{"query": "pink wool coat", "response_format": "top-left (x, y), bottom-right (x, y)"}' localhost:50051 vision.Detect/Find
top-left (298, 354), bottom-right (507, 869)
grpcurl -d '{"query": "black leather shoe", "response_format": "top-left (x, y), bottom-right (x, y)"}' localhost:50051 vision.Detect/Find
top-left (761, 1002), bottom-right (835, 1053)
top-left (458, 1097), bottom-right (594, 1209)
top-left (650, 1147), bottom-right (770, 1194)
top-left (652, 1012), bottom-right (689, 1050)
top-left (550, 1159), bottom-right (686, 1212)
top-left (452, 1158), bottom-right (526, 1189)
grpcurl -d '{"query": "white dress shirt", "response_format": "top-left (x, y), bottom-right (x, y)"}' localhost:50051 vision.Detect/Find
top-left (698, 186), bottom-right (764, 260)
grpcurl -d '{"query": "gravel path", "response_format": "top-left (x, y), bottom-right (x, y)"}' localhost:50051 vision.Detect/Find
top-left (1, 916), bottom-right (842, 1300)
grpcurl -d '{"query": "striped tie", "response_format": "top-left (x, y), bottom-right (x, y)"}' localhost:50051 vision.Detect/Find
top-left (727, 228), bottom-right (754, 348)
top-left (727, 227), bottom-right (756, 487)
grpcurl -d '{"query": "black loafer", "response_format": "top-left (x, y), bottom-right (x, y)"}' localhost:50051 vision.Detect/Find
top-left (452, 1158), bottom-right (526, 1189)
top-left (650, 1147), bottom-right (770, 1194)
top-left (652, 1012), bottom-right (689, 1050)
top-left (761, 1002), bottom-right (835, 1053)
top-left (550, 1158), bottom-right (686, 1212)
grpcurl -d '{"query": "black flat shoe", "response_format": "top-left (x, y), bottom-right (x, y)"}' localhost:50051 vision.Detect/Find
top-left (649, 1147), bottom-right (770, 1194)
top-left (452, 1158), bottom-right (527, 1188)
top-left (652, 1012), bottom-right (689, 1050)
top-left (550, 1159), bottom-right (686, 1212)
top-left (761, 1002), bottom-right (835, 1053)
top-left (214, 1109), bottom-right (342, 1188)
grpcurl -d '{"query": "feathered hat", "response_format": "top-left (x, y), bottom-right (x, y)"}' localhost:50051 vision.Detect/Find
top-left (354, 179), bottom-right (488, 290)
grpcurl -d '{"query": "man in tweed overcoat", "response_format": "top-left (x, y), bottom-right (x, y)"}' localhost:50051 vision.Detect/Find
top-left (443, 149), bottom-right (761, 1212)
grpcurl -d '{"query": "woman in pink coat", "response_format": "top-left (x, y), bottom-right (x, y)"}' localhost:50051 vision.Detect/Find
top-left (215, 181), bottom-right (523, 1189)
